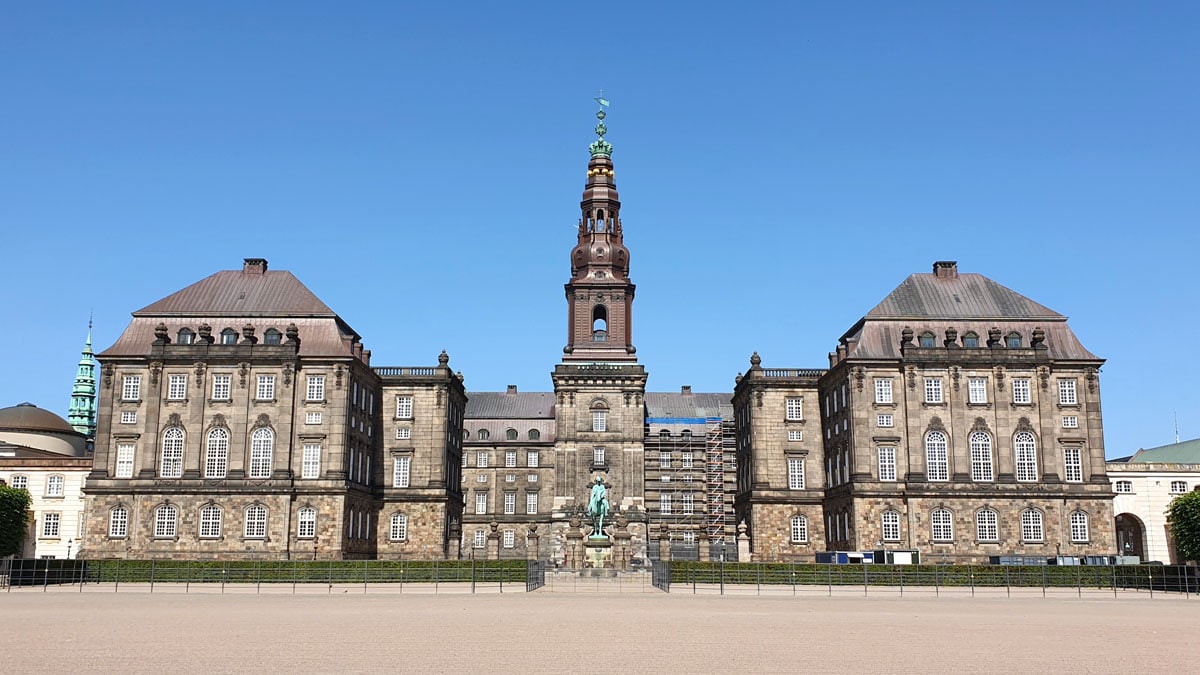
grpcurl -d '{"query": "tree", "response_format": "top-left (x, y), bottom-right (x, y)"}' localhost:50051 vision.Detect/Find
top-left (1166, 490), bottom-right (1200, 564)
top-left (0, 485), bottom-right (32, 558)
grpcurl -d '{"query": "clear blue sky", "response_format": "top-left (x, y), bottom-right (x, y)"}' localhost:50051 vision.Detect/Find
top-left (2, 3), bottom-right (1197, 458)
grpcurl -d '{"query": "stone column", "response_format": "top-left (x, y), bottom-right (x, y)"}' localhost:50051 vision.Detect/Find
top-left (698, 530), bottom-right (711, 562)
top-left (658, 535), bottom-right (671, 562)
top-left (566, 516), bottom-right (584, 569)
top-left (526, 524), bottom-right (540, 562)
top-left (486, 521), bottom-right (500, 561)
top-left (737, 522), bottom-right (752, 562)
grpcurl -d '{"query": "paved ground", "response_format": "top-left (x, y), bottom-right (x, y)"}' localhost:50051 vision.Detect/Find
top-left (3, 589), bottom-right (1194, 673)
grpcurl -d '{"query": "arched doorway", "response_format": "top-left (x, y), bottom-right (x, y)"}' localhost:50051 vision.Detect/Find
top-left (1114, 513), bottom-right (1146, 560)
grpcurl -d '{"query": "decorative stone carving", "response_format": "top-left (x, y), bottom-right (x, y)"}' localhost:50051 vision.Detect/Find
top-left (153, 323), bottom-right (170, 345)
top-left (927, 416), bottom-right (946, 432)
top-left (254, 413), bottom-right (271, 429)
top-left (194, 361), bottom-right (207, 388)
top-left (334, 365), bottom-right (344, 389)
top-left (438, 350), bottom-right (449, 366)
top-left (281, 363), bottom-right (293, 386)
top-left (197, 323), bottom-right (214, 344)
top-left (755, 390), bottom-right (763, 408)
top-left (1031, 327), bottom-right (1047, 349)
top-left (900, 327), bottom-right (914, 349)
top-left (166, 413), bottom-right (182, 427)
top-left (210, 413), bottom-right (227, 429)
top-left (285, 323), bottom-right (300, 345)
top-left (149, 361), bottom-right (162, 385)
top-left (1038, 366), bottom-right (1050, 390)
top-left (238, 362), bottom-right (249, 387)
top-left (1016, 416), bottom-right (1034, 433)
top-left (852, 367), bottom-right (866, 391)
top-left (750, 352), bottom-right (762, 369)
top-left (906, 366), bottom-right (917, 390)
top-left (970, 417), bottom-right (991, 434)
top-left (988, 327), bottom-right (1002, 348)
top-left (950, 366), bottom-right (961, 390)
top-left (944, 328), bottom-right (959, 348)
top-left (1086, 367), bottom-right (1098, 393)
top-left (103, 365), bottom-right (114, 389)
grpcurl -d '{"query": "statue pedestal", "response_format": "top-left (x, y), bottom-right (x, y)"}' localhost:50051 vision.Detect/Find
top-left (583, 536), bottom-right (613, 569)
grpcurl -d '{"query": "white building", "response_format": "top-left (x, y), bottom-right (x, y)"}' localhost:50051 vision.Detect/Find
top-left (1107, 438), bottom-right (1200, 564)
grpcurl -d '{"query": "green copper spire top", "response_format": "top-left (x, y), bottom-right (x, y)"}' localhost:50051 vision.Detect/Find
top-left (588, 95), bottom-right (613, 159)
top-left (68, 316), bottom-right (97, 439)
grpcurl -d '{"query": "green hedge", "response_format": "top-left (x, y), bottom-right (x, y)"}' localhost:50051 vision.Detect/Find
top-left (66, 559), bottom-right (528, 584)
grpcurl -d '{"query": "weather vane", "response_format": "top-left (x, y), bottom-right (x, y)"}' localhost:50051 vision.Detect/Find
top-left (594, 88), bottom-right (610, 109)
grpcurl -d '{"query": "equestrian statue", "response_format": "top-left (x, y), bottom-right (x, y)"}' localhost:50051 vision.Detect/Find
top-left (586, 476), bottom-right (610, 538)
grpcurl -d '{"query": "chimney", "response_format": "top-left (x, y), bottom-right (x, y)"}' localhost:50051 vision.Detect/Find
top-left (680, 385), bottom-right (692, 395)
top-left (243, 258), bottom-right (268, 274)
top-left (507, 385), bottom-right (518, 394)
top-left (932, 261), bottom-right (958, 279)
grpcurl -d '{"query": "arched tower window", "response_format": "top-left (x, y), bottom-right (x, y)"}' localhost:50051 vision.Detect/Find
top-left (592, 305), bottom-right (607, 342)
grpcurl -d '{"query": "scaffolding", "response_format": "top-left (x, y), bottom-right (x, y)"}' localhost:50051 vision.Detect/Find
top-left (705, 417), bottom-right (726, 543)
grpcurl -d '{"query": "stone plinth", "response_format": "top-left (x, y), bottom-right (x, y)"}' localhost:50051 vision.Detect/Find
top-left (584, 536), bottom-right (613, 569)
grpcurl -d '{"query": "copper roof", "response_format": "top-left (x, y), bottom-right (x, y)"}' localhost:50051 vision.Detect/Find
top-left (465, 392), bottom-right (556, 419)
top-left (135, 270), bottom-right (336, 317)
top-left (1123, 439), bottom-right (1200, 464)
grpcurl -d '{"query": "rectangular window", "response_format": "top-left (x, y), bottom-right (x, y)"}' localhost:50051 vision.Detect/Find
top-left (874, 378), bottom-right (893, 404)
top-left (504, 492), bottom-right (516, 515)
top-left (306, 375), bottom-right (325, 402)
top-left (1170, 480), bottom-right (1188, 494)
top-left (681, 452), bottom-right (693, 468)
top-left (256, 375), bottom-right (276, 401)
top-left (877, 414), bottom-right (893, 428)
top-left (473, 530), bottom-right (486, 549)
top-left (392, 456), bottom-right (410, 488)
top-left (1021, 511), bottom-right (1044, 542)
top-left (968, 377), bottom-right (987, 404)
top-left (593, 446), bottom-right (605, 464)
top-left (503, 530), bottom-right (515, 548)
top-left (46, 474), bottom-right (64, 497)
top-left (396, 427), bottom-right (411, 440)
top-left (42, 513), bottom-right (61, 538)
top-left (931, 511), bottom-right (953, 542)
top-left (787, 457), bottom-right (805, 490)
top-left (505, 451), bottom-right (517, 468)
top-left (527, 451), bottom-right (539, 467)
top-left (877, 447), bottom-right (896, 481)
top-left (212, 374), bottom-right (231, 401)
top-left (785, 397), bottom-right (803, 421)
top-left (387, 514), bottom-right (406, 541)
top-left (505, 474), bottom-right (516, 483)
top-left (1058, 380), bottom-right (1077, 405)
top-left (306, 412), bottom-right (322, 424)
top-left (301, 443), bottom-right (321, 479)
top-left (396, 396), bottom-right (413, 419)
top-left (881, 511), bottom-right (900, 541)
top-left (527, 474), bottom-right (538, 483)
top-left (109, 509), bottom-right (129, 538)
top-left (1063, 448), bottom-right (1083, 482)
top-left (115, 444), bottom-right (135, 478)
top-left (475, 492), bottom-right (487, 515)
top-left (787, 430), bottom-right (803, 441)
top-left (477, 452), bottom-right (489, 468)
top-left (1062, 415), bottom-right (1078, 429)
top-left (660, 452), bottom-right (671, 469)
top-left (791, 516), bottom-right (808, 544)
top-left (526, 492), bottom-right (538, 514)
top-left (122, 376), bottom-right (141, 401)
top-left (476, 474), bottom-right (487, 483)
top-left (199, 507), bottom-right (221, 539)
top-left (924, 378), bottom-right (943, 404)
top-left (1012, 378), bottom-right (1031, 404)
top-left (167, 375), bottom-right (187, 401)
top-left (976, 511), bottom-right (998, 542)
top-left (660, 494), bottom-right (672, 514)
top-left (120, 411), bottom-right (137, 424)
top-left (1115, 480), bottom-right (1133, 494)
top-left (682, 493), bottom-right (694, 515)
top-left (592, 410), bottom-right (607, 432)
top-left (296, 510), bottom-right (316, 539)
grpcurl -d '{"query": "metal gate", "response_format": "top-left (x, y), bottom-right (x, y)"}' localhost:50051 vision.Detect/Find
top-left (651, 560), bottom-right (670, 592)
top-left (526, 560), bottom-right (546, 591)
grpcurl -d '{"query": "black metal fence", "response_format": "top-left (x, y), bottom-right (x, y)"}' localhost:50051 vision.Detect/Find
top-left (651, 560), bottom-right (671, 592)
top-left (525, 560), bottom-right (546, 591)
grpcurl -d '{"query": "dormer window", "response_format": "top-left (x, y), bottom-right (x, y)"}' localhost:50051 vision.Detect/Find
top-left (478, 429), bottom-right (490, 441)
top-left (220, 328), bottom-right (238, 345)
top-left (263, 328), bottom-right (282, 345)
top-left (962, 332), bottom-right (979, 348)
top-left (177, 328), bottom-right (195, 345)
top-left (1006, 332), bottom-right (1022, 348)
top-left (505, 428), bottom-right (518, 441)
top-left (919, 332), bottom-right (936, 348)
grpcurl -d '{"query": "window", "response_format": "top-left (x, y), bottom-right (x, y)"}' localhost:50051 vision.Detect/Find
top-left (478, 429), bottom-right (490, 440)
top-left (40, 512), bottom-right (60, 538)
top-left (249, 428), bottom-right (274, 478)
top-left (504, 492), bottom-right (516, 515)
top-left (259, 328), bottom-right (281, 345)
top-left (205, 428), bottom-right (229, 478)
top-left (389, 513), bottom-right (407, 541)
top-left (527, 474), bottom-right (538, 483)
top-left (45, 474), bottom-right (64, 497)
top-left (528, 429), bottom-right (540, 441)
top-left (109, 507), bottom-right (129, 538)
top-left (877, 414), bottom-right (893, 428)
top-left (392, 456), bottom-right (410, 487)
top-left (505, 428), bottom-right (518, 441)
top-left (476, 451), bottom-right (489, 468)
top-left (475, 492), bottom-right (487, 514)
top-left (787, 457), bottom-right (805, 490)
top-left (122, 375), bottom-right (141, 401)
top-left (682, 493), bottom-right (694, 515)
top-left (154, 505), bottom-right (178, 538)
top-left (306, 412), bottom-right (322, 425)
top-left (968, 377), bottom-right (987, 404)
top-left (976, 509), bottom-right (998, 542)
top-left (925, 431), bottom-right (948, 481)
top-left (220, 328), bottom-right (238, 345)
top-left (505, 451), bottom-right (517, 468)
top-left (526, 492), bottom-right (538, 514)
top-left (505, 474), bottom-right (516, 483)
top-left (930, 508), bottom-right (953, 542)
top-left (256, 375), bottom-right (276, 400)
top-left (1012, 379), bottom-right (1031, 404)
top-left (593, 446), bottom-right (605, 464)
top-left (682, 452), bottom-right (693, 468)
top-left (881, 510), bottom-right (901, 542)
top-left (874, 379), bottom-right (893, 404)
top-left (969, 432), bottom-right (993, 482)
top-left (527, 451), bottom-right (539, 467)
top-left (660, 494), bottom-right (672, 514)
top-left (245, 505), bottom-right (267, 538)
top-left (1170, 480), bottom-right (1188, 494)
top-left (396, 396), bottom-right (413, 419)
top-left (167, 374), bottom-right (187, 400)
top-left (306, 376), bottom-right (325, 402)
top-left (120, 411), bottom-right (137, 424)
top-left (1114, 480), bottom-right (1133, 494)
top-left (1058, 380), bottom-right (1077, 405)
top-left (503, 530), bottom-right (515, 548)
top-left (212, 374), bottom-right (232, 401)
top-left (592, 410), bottom-right (607, 432)
top-left (924, 378), bottom-right (943, 404)
top-left (473, 530), bottom-right (486, 549)
top-left (790, 515), bottom-right (808, 543)
top-left (786, 397), bottom-right (803, 421)
top-left (1020, 509), bottom-right (1043, 542)
top-left (177, 328), bottom-right (195, 344)
top-left (1062, 415), bottom-right (1078, 429)
top-left (199, 505), bottom-right (222, 538)
top-left (787, 430), bottom-right (803, 442)
top-left (962, 333), bottom-right (979, 349)
top-left (1063, 448), bottom-right (1083, 483)
top-left (1006, 333), bottom-right (1022, 349)
top-left (877, 447), bottom-right (897, 481)
top-left (1014, 431), bottom-right (1038, 482)
top-left (302, 443), bottom-right (321, 479)
top-left (1070, 511), bottom-right (1089, 542)
top-left (396, 427), bottom-right (411, 440)
top-left (919, 332), bottom-right (936, 348)
top-left (9, 474), bottom-right (27, 490)
top-left (659, 451), bottom-right (671, 469)
top-left (160, 427), bottom-right (184, 478)
top-left (296, 507), bottom-right (316, 539)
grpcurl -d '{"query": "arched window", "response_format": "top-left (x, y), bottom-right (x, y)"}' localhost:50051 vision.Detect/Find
top-left (1014, 431), bottom-right (1038, 482)
top-left (478, 429), bottom-right (490, 441)
top-left (160, 427), bottom-right (184, 478)
top-left (390, 513), bottom-right (408, 541)
top-left (108, 506), bottom-right (129, 538)
top-left (528, 429), bottom-right (540, 441)
top-left (969, 432), bottom-right (993, 482)
top-left (199, 504), bottom-right (222, 538)
top-left (505, 428), bottom-right (518, 441)
top-left (154, 504), bottom-right (178, 538)
top-left (919, 332), bottom-right (936, 348)
top-left (681, 430), bottom-right (692, 440)
top-left (659, 429), bottom-right (670, 439)
top-left (205, 428), bottom-right (229, 479)
top-left (592, 305), bottom-right (608, 342)
top-left (462, 429), bottom-right (469, 440)
top-left (925, 431), bottom-right (949, 481)
top-left (930, 508), bottom-right (953, 542)
top-left (262, 328), bottom-right (282, 345)
top-left (1006, 332), bottom-right (1022, 348)
top-left (244, 505), bottom-right (268, 538)
top-left (1070, 511), bottom-right (1089, 542)
top-left (962, 332), bottom-right (979, 348)
top-left (177, 328), bottom-right (195, 345)
top-left (220, 328), bottom-right (238, 345)
top-left (790, 515), bottom-right (808, 543)
top-left (881, 510), bottom-right (901, 542)
top-left (297, 507), bottom-right (317, 539)
top-left (975, 508), bottom-right (998, 541)
top-left (249, 428), bottom-right (274, 479)
top-left (1020, 509), bottom-right (1043, 542)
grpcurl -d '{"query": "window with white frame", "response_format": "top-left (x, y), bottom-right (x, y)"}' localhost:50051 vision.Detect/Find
top-left (473, 530), bottom-right (486, 549)
top-left (682, 452), bottom-right (693, 468)
top-left (114, 444), bottom-right (135, 478)
top-left (881, 510), bottom-right (901, 541)
top-left (306, 412), bottom-right (322, 425)
top-left (41, 512), bottom-right (60, 537)
top-left (505, 451), bottom-right (517, 468)
top-left (504, 492), bottom-right (516, 515)
top-left (1012, 378), bottom-right (1031, 404)
top-left (212, 374), bottom-right (231, 401)
top-left (205, 428), bottom-right (229, 478)
top-left (877, 414), bottom-right (893, 428)
top-left (396, 427), bottom-right (411, 440)
top-left (787, 457), bottom-right (805, 490)
top-left (302, 443), bottom-right (321, 479)
top-left (925, 431), bottom-right (949, 481)
top-left (477, 451), bottom-right (489, 468)
top-left (45, 474), bottom-right (64, 497)
top-left (527, 451), bottom-right (539, 467)
top-left (160, 427), bottom-right (184, 478)
top-left (109, 507), bottom-right (129, 538)
top-left (256, 375), bottom-right (276, 400)
top-left (968, 377), bottom-right (987, 404)
top-left (527, 474), bottom-right (538, 483)
top-left (788, 430), bottom-right (803, 441)
top-left (976, 509), bottom-right (998, 541)
top-left (1014, 431), bottom-right (1038, 482)
top-left (306, 376), bottom-right (325, 402)
top-left (1170, 480), bottom-right (1188, 494)
top-left (297, 508), bottom-right (317, 539)
top-left (392, 456), bottom-right (410, 487)
top-left (924, 378), bottom-right (943, 403)
top-left (1063, 447), bottom-right (1083, 482)
top-left (199, 504), bottom-right (222, 538)
top-left (122, 375), bottom-right (141, 401)
top-left (396, 396), bottom-right (413, 419)
top-left (9, 474), bottom-right (27, 490)
top-left (154, 504), bottom-right (178, 538)
top-left (1114, 480), bottom-right (1133, 493)
top-left (1020, 509), bottom-right (1043, 542)
top-left (475, 492), bottom-right (487, 514)
top-left (120, 411), bottom-right (137, 424)
top-left (874, 379), bottom-right (893, 404)
top-left (930, 508), bottom-right (953, 542)
top-left (1070, 511), bottom-right (1089, 542)
top-left (660, 494), bottom-right (672, 514)
top-left (592, 410), bottom-right (607, 432)
top-left (1058, 379), bottom-right (1077, 405)
top-left (790, 515), bottom-right (808, 543)
top-left (1062, 415), bottom-right (1078, 429)
top-left (969, 432), bottom-right (993, 482)
top-left (593, 446), bottom-right (605, 464)
top-left (526, 492), bottom-right (538, 514)
top-left (505, 474), bottom-right (515, 483)
top-left (389, 513), bottom-right (407, 541)
top-left (244, 505), bottom-right (267, 538)
top-left (503, 530), bottom-right (515, 548)
top-left (682, 493), bottom-right (694, 515)
top-left (785, 397), bottom-right (803, 421)
top-left (167, 374), bottom-right (187, 401)
top-left (682, 531), bottom-right (696, 546)
top-left (476, 473), bottom-right (487, 483)
top-left (878, 447), bottom-right (897, 481)
top-left (249, 428), bottom-right (274, 479)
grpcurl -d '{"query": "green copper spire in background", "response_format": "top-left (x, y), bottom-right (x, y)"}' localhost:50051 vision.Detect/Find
top-left (68, 317), bottom-right (97, 439)
top-left (588, 94), bottom-right (613, 159)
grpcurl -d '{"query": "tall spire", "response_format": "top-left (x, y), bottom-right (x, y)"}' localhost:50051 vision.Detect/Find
top-left (68, 316), bottom-right (97, 439)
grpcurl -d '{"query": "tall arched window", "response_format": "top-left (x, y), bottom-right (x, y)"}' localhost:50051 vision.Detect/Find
top-left (297, 507), bottom-right (317, 539)
top-left (925, 431), bottom-right (949, 481)
top-left (108, 506), bottom-right (129, 538)
top-left (592, 305), bottom-right (608, 342)
top-left (160, 427), bottom-right (185, 478)
top-left (205, 428), bottom-right (229, 478)
top-left (154, 504), bottom-right (178, 538)
top-left (244, 505), bottom-right (267, 538)
top-left (1070, 511), bottom-right (1089, 542)
top-left (790, 515), bottom-right (808, 543)
top-left (969, 432), bottom-right (993, 482)
top-left (930, 508), bottom-right (953, 542)
top-left (262, 328), bottom-right (282, 345)
top-left (249, 428), bottom-right (274, 479)
top-left (975, 508), bottom-right (998, 541)
top-left (881, 510), bottom-right (901, 542)
top-left (390, 513), bottom-right (408, 541)
top-left (199, 504), bottom-right (222, 538)
top-left (177, 328), bottom-right (195, 345)
top-left (1014, 431), bottom-right (1038, 482)
top-left (1020, 509), bottom-right (1043, 542)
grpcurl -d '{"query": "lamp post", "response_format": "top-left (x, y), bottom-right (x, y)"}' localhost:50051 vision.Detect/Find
top-left (66, 539), bottom-right (73, 560)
